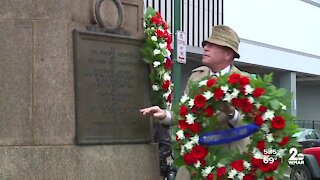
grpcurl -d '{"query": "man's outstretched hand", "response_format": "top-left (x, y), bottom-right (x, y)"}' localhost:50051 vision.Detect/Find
top-left (140, 106), bottom-right (166, 120)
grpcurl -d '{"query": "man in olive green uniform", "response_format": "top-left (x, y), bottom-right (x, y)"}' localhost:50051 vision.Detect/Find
top-left (141, 25), bottom-right (250, 180)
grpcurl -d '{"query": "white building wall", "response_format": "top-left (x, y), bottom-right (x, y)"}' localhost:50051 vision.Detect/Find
top-left (224, 0), bottom-right (320, 56)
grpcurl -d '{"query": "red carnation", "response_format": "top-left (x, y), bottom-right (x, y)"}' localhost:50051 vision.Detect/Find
top-left (191, 145), bottom-right (208, 160)
top-left (156, 29), bottom-right (166, 38)
top-left (265, 177), bottom-right (274, 180)
top-left (150, 16), bottom-right (161, 25)
top-left (185, 133), bottom-right (191, 139)
top-left (162, 21), bottom-right (168, 29)
top-left (206, 173), bottom-right (214, 180)
top-left (178, 119), bottom-right (188, 130)
top-left (242, 98), bottom-right (253, 113)
top-left (200, 159), bottom-right (207, 167)
top-left (189, 122), bottom-right (201, 133)
top-left (165, 58), bottom-right (173, 71)
top-left (216, 167), bottom-right (227, 177)
top-left (204, 106), bottom-right (214, 117)
top-left (278, 136), bottom-right (290, 146)
top-left (166, 35), bottom-right (172, 44)
top-left (228, 73), bottom-right (241, 85)
top-left (191, 107), bottom-right (200, 114)
top-left (252, 87), bottom-right (265, 98)
top-left (230, 159), bottom-right (245, 172)
top-left (167, 93), bottom-right (172, 103)
top-left (183, 153), bottom-right (197, 165)
top-left (162, 80), bottom-right (170, 90)
top-left (258, 106), bottom-right (267, 113)
top-left (232, 98), bottom-right (243, 109)
top-left (207, 78), bottom-right (217, 87)
top-left (259, 160), bottom-right (279, 172)
top-left (254, 115), bottom-right (264, 126)
top-left (213, 88), bottom-right (225, 100)
top-left (194, 94), bottom-right (206, 108)
top-left (167, 44), bottom-right (173, 53)
top-left (257, 140), bottom-right (265, 152)
top-left (156, 12), bottom-right (162, 18)
top-left (271, 116), bottom-right (286, 129)
top-left (251, 157), bottom-right (263, 168)
top-left (240, 76), bottom-right (250, 86)
top-left (179, 105), bottom-right (188, 117)
top-left (243, 174), bottom-right (256, 180)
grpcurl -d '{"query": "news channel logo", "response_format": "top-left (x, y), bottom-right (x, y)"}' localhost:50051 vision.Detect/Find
top-left (288, 147), bottom-right (304, 165)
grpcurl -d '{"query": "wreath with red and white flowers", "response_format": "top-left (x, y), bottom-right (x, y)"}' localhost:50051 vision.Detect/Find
top-left (142, 7), bottom-right (173, 110)
top-left (173, 73), bottom-right (299, 180)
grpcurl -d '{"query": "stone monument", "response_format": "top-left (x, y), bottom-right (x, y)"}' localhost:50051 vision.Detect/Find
top-left (0, 0), bottom-right (159, 179)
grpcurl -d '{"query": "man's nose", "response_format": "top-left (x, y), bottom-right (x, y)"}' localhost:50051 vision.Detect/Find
top-left (203, 44), bottom-right (208, 51)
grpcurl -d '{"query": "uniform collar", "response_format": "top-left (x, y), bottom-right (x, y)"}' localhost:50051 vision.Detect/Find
top-left (210, 65), bottom-right (231, 76)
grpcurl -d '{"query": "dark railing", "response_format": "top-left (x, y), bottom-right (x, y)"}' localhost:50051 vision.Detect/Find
top-left (144, 0), bottom-right (224, 47)
top-left (295, 120), bottom-right (320, 131)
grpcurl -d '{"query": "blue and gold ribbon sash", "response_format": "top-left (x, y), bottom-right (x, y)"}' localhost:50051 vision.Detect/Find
top-left (199, 124), bottom-right (260, 146)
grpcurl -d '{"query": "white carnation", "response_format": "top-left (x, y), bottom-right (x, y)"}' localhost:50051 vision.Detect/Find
top-left (151, 36), bottom-right (157, 41)
top-left (184, 141), bottom-right (194, 150)
top-left (248, 96), bottom-right (254, 104)
top-left (262, 110), bottom-right (275, 120)
top-left (176, 130), bottom-right (185, 140)
top-left (228, 169), bottom-right (238, 179)
top-left (203, 91), bottom-right (213, 100)
top-left (180, 94), bottom-right (189, 104)
top-left (190, 135), bottom-right (199, 144)
top-left (163, 72), bottom-right (171, 81)
top-left (266, 133), bottom-right (274, 142)
top-left (194, 161), bottom-right (201, 168)
top-left (199, 80), bottom-right (208, 87)
top-left (152, 85), bottom-right (159, 91)
top-left (221, 85), bottom-right (229, 93)
top-left (223, 93), bottom-right (232, 102)
top-left (153, 49), bottom-right (161, 55)
top-left (159, 42), bottom-right (167, 49)
top-left (153, 61), bottom-right (161, 68)
top-left (202, 166), bottom-right (214, 177)
top-left (231, 88), bottom-right (240, 98)
top-left (244, 85), bottom-right (254, 95)
top-left (188, 98), bottom-right (194, 108)
top-left (186, 113), bottom-right (196, 124)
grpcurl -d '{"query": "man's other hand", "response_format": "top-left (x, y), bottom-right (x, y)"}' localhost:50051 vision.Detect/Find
top-left (140, 106), bottom-right (166, 120)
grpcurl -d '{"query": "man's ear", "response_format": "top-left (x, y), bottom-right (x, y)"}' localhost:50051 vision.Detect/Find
top-left (225, 48), bottom-right (235, 60)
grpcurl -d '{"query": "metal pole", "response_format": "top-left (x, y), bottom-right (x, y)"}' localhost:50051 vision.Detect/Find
top-left (173, 0), bottom-right (181, 107)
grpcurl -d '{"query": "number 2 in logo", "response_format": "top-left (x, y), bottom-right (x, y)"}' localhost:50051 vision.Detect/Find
top-left (288, 147), bottom-right (304, 165)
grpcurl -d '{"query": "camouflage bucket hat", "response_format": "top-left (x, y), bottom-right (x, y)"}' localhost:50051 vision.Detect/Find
top-left (202, 25), bottom-right (240, 59)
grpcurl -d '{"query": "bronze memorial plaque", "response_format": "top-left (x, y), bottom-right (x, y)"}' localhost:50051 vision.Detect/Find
top-left (73, 30), bottom-right (152, 145)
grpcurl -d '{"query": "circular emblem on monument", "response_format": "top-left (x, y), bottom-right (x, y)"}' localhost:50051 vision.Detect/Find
top-left (93, 0), bottom-right (124, 32)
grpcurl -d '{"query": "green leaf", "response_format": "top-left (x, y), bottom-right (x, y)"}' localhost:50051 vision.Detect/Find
top-left (270, 99), bottom-right (281, 110)
top-left (275, 88), bottom-right (287, 97)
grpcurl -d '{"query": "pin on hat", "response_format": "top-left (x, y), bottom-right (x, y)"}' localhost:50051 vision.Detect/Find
top-left (202, 25), bottom-right (240, 58)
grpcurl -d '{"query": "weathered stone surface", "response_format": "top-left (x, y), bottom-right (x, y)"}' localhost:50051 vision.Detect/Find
top-left (33, 21), bottom-right (74, 145)
top-left (71, 0), bottom-right (92, 24)
top-left (121, 0), bottom-right (145, 38)
top-left (0, 144), bottom-right (159, 179)
top-left (0, 20), bottom-right (33, 145)
top-left (0, 0), bottom-right (72, 20)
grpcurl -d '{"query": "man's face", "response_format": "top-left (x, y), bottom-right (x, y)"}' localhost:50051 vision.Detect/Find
top-left (202, 43), bottom-right (229, 68)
